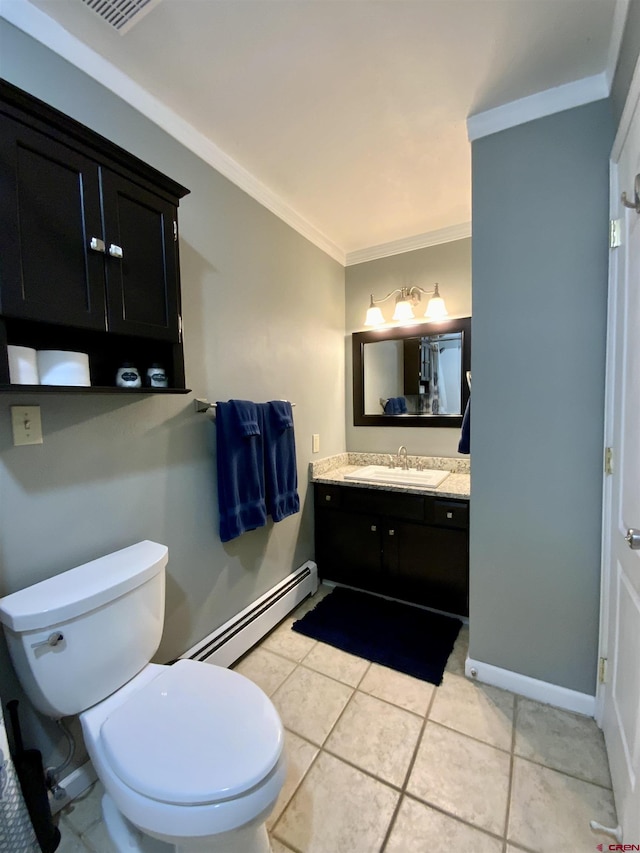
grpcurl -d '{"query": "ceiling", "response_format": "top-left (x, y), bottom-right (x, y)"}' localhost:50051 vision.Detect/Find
top-left (6, 0), bottom-right (624, 262)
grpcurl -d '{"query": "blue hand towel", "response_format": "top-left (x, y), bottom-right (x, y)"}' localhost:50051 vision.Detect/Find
top-left (261, 401), bottom-right (300, 523)
top-left (215, 400), bottom-right (267, 542)
top-left (458, 397), bottom-right (470, 454)
top-left (384, 396), bottom-right (407, 414)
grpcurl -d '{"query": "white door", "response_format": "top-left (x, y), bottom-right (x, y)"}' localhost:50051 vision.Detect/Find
top-left (598, 86), bottom-right (640, 843)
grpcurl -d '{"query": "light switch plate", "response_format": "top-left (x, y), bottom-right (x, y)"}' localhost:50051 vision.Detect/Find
top-left (11, 406), bottom-right (43, 446)
top-left (312, 433), bottom-right (320, 453)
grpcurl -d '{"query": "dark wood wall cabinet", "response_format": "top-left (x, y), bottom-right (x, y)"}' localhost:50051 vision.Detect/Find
top-left (314, 483), bottom-right (469, 617)
top-left (0, 81), bottom-right (191, 393)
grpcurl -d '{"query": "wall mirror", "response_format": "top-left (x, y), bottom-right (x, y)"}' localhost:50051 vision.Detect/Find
top-left (352, 317), bottom-right (471, 427)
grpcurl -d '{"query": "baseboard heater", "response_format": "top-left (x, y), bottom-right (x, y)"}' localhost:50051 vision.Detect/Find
top-left (181, 561), bottom-right (318, 668)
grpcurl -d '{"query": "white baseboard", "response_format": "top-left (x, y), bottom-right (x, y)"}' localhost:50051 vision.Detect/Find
top-left (465, 656), bottom-right (596, 717)
top-left (49, 760), bottom-right (98, 815)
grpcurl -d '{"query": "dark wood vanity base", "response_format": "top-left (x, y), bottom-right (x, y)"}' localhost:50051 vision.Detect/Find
top-left (314, 482), bottom-right (469, 617)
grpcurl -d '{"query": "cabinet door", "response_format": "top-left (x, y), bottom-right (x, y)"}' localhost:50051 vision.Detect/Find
top-left (387, 521), bottom-right (469, 616)
top-left (100, 170), bottom-right (180, 341)
top-left (0, 115), bottom-right (106, 328)
top-left (315, 509), bottom-right (384, 591)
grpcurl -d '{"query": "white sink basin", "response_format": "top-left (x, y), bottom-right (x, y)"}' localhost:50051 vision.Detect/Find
top-left (343, 465), bottom-right (450, 489)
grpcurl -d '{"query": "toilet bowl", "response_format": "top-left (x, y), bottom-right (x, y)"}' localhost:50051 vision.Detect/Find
top-left (81, 660), bottom-right (286, 852)
top-left (0, 542), bottom-right (287, 853)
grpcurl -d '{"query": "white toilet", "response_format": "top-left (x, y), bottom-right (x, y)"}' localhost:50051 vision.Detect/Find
top-left (0, 541), bottom-right (286, 853)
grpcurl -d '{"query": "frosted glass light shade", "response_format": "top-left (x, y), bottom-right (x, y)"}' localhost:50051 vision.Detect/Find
top-left (364, 305), bottom-right (385, 326)
top-left (424, 295), bottom-right (448, 320)
top-left (392, 300), bottom-right (415, 322)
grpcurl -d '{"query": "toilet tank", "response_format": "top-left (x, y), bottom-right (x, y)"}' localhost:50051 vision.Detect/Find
top-left (0, 541), bottom-right (167, 719)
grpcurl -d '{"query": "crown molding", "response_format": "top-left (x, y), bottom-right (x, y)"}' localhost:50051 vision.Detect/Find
top-left (345, 222), bottom-right (472, 266)
top-left (467, 73), bottom-right (610, 142)
top-left (1, 0), bottom-right (346, 265)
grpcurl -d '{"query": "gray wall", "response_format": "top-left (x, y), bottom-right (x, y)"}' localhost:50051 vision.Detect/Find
top-left (0, 22), bottom-right (345, 766)
top-left (345, 239), bottom-right (471, 456)
top-left (470, 101), bottom-right (613, 694)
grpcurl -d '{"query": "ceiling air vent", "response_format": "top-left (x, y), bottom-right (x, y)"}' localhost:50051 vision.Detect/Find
top-left (80, 0), bottom-right (163, 34)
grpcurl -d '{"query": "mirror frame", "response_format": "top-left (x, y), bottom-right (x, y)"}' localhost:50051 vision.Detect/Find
top-left (352, 317), bottom-right (471, 427)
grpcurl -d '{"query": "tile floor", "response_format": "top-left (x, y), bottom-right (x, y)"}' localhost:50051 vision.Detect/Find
top-left (56, 585), bottom-right (617, 853)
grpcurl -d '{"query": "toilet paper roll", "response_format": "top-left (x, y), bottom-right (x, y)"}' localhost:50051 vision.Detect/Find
top-left (7, 345), bottom-right (39, 385)
top-left (37, 350), bottom-right (91, 386)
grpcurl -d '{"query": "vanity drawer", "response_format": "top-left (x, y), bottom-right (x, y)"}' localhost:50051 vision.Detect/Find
top-left (315, 484), bottom-right (342, 507)
top-left (433, 499), bottom-right (469, 529)
top-left (342, 486), bottom-right (425, 522)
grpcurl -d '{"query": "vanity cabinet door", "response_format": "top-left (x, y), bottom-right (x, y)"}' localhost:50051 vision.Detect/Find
top-left (388, 521), bottom-right (469, 616)
top-left (0, 114), bottom-right (106, 329)
top-left (315, 508), bottom-right (384, 591)
top-left (100, 170), bottom-right (180, 342)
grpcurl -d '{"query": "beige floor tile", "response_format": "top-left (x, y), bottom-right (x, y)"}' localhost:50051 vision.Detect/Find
top-left (359, 662), bottom-right (435, 716)
top-left (515, 698), bottom-right (612, 787)
top-left (302, 642), bottom-right (370, 687)
top-left (56, 822), bottom-right (90, 853)
top-left (261, 617), bottom-right (317, 662)
top-left (271, 666), bottom-right (353, 745)
top-left (60, 781), bottom-right (104, 835)
top-left (82, 819), bottom-right (117, 853)
top-left (291, 584), bottom-right (334, 618)
top-left (233, 647), bottom-right (297, 696)
top-left (270, 839), bottom-right (297, 853)
top-left (407, 722), bottom-right (510, 835)
top-left (274, 751), bottom-right (399, 853)
top-left (267, 730), bottom-right (320, 830)
top-left (429, 671), bottom-right (515, 751)
top-left (444, 624), bottom-right (469, 676)
top-left (508, 757), bottom-right (617, 852)
top-left (386, 796), bottom-right (503, 853)
top-left (325, 691), bottom-right (422, 786)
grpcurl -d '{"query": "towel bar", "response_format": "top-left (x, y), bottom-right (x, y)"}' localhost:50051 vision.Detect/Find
top-left (195, 398), bottom-right (296, 415)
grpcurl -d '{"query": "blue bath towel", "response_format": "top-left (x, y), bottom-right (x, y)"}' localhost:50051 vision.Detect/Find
top-left (215, 400), bottom-right (267, 542)
top-left (261, 401), bottom-right (300, 522)
top-left (458, 397), bottom-right (470, 454)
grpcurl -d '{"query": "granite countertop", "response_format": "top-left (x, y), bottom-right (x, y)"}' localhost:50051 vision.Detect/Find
top-left (309, 453), bottom-right (470, 500)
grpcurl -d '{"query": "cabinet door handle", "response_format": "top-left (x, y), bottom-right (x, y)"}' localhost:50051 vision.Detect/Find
top-left (89, 237), bottom-right (105, 253)
top-left (371, 525), bottom-right (377, 532)
top-left (325, 495), bottom-right (332, 502)
top-left (388, 529), bottom-right (395, 536)
top-left (109, 243), bottom-right (124, 259)
top-left (447, 512), bottom-right (453, 519)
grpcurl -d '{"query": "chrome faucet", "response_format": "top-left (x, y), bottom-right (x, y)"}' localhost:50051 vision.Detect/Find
top-left (397, 446), bottom-right (409, 470)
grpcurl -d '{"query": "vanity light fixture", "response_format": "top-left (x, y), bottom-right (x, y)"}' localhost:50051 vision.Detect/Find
top-left (364, 283), bottom-right (448, 327)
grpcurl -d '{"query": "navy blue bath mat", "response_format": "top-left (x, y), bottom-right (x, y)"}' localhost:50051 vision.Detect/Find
top-left (292, 587), bottom-right (462, 685)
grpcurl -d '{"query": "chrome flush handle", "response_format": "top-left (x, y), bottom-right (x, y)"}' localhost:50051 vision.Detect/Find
top-left (31, 632), bottom-right (64, 650)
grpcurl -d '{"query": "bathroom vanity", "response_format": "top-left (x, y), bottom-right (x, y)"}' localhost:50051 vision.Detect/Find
top-left (312, 455), bottom-right (470, 617)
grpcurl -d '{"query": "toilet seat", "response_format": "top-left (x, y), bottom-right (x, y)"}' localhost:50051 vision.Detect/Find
top-left (99, 659), bottom-right (283, 806)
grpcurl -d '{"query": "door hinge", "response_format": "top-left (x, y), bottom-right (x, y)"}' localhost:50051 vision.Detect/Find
top-left (599, 656), bottom-right (608, 684)
top-left (173, 220), bottom-right (178, 242)
top-left (610, 219), bottom-right (622, 248)
top-left (178, 314), bottom-right (183, 343)
top-left (604, 447), bottom-right (614, 475)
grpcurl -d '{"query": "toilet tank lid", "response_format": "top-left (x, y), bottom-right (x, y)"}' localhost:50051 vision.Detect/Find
top-left (0, 541), bottom-right (168, 632)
